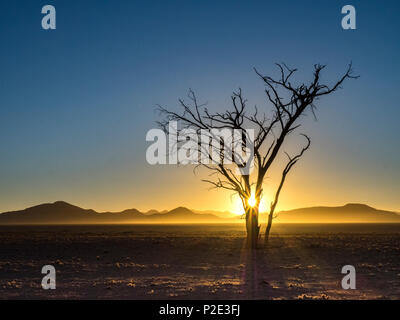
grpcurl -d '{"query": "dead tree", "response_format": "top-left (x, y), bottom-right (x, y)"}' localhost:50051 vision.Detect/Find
top-left (157, 63), bottom-right (358, 249)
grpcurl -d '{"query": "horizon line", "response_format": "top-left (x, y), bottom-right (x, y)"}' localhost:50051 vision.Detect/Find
top-left (1, 200), bottom-right (399, 215)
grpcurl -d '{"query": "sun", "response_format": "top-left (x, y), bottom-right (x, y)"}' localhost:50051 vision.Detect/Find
top-left (231, 193), bottom-right (268, 215)
top-left (248, 194), bottom-right (257, 207)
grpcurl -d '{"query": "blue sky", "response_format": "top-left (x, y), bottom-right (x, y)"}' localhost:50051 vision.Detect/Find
top-left (0, 0), bottom-right (399, 212)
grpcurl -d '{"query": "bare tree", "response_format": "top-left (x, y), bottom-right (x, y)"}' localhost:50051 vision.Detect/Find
top-left (157, 63), bottom-right (358, 249)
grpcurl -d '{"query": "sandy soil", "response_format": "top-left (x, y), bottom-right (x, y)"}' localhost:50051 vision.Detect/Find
top-left (0, 224), bottom-right (400, 300)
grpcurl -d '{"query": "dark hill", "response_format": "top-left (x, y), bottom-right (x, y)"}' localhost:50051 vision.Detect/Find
top-left (275, 203), bottom-right (400, 223)
top-left (150, 207), bottom-right (222, 222)
top-left (0, 202), bottom-right (221, 224)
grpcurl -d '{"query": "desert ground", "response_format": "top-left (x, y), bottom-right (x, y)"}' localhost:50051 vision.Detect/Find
top-left (0, 223), bottom-right (400, 300)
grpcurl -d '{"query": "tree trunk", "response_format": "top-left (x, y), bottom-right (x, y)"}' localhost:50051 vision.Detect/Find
top-left (264, 211), bottom-right (273, 244)
top-left (246, 206), bottom-right (260, 249)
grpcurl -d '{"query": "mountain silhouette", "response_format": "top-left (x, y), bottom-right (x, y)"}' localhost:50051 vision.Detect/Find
top-left (149, 207), bottom-right (221, 222)
top-left (274, 203), bottom-right (400, 223)
top-left (0, 201), bottom-right (97, 224)
top-left (0, 202), bottom-right (222, 224)
top-left (0, 201), bottom-right (399, 225)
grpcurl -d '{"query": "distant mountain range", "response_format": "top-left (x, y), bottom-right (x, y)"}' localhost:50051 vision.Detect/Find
top-left (274, 203), bottom-right (400, 223)
top-left (0, 201), bottom-right (399, 225)
top-left (0, 201), bottom-right (226, 224)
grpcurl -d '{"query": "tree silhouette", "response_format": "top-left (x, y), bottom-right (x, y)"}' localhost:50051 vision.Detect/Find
top-left (157, 63), bottom-right (358, 248)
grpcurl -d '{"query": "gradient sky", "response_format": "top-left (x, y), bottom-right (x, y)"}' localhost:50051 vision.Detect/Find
top-left (0, 0), bottom-right (399, 213)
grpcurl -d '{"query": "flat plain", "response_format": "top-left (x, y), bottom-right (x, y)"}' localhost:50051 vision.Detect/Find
top-left (1, 224), bottom-right (399, 299)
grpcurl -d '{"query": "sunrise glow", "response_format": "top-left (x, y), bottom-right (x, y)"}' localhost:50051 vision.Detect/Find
top-left (231, 194), bottom-right (268, 215)
top-left (248, 194), bottom-right (257, 207)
